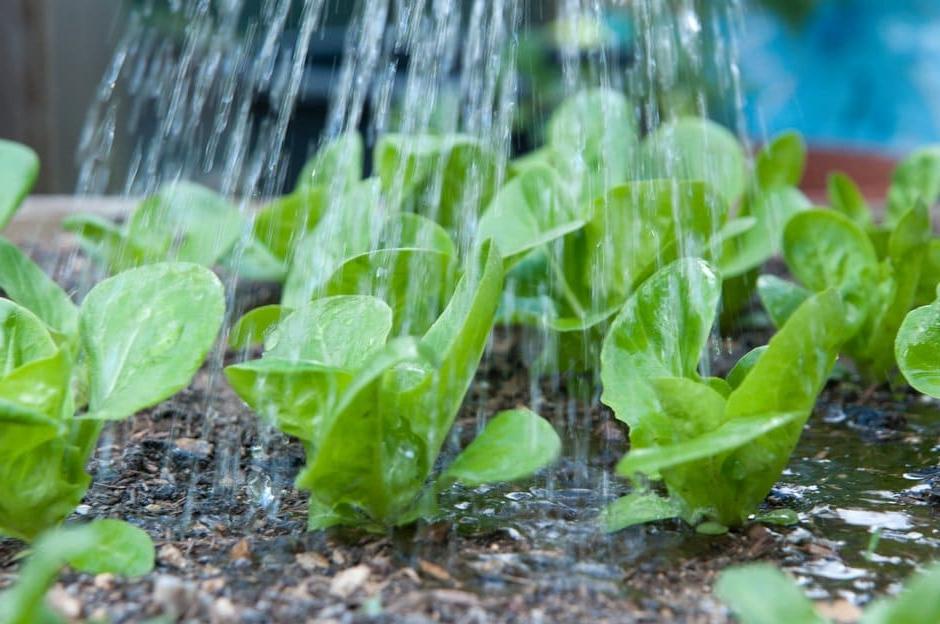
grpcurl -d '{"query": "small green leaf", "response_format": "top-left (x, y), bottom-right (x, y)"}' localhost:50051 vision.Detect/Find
top-left (62, 214), bottom-right (151, 273)
top-left (229, 305), bottom-right (287, 350)
top-left (617, 411), bottom-right (803, 477)
top-left (81, 263), bottom-right (224, 420)
top-left (756, 275), bottom-right (811, 328)
top-left (548, 88), bottom-right (636, 202)
top-left (726, 346), bottom-right (767, 390)
top-left (442, 408), bottom-right (561, 486)
top-left (0, 140), bottom-right (39, 230)
top-left (66, 519), bottom-right (154, 576)
top-left (716, 564), bottom-right (826, 624)
top-left (782, 210), bottom-right (878, 332)
top-left (0, 299), bottom-right (58, 377)
top-left (0, 237), bottom-right (78, 337)
top-left (476, 164), bottom-right (583, 264)
top-left (861, 563), bottom-right (940, 624)
top-left (886, 146), bottom-right (940, 226)
top-left (295, 132), bottom-right (363, 192)
top-left (265, 296), bottom-right (393, 369)
top-left (720, 188), bottom-right (810, 278)
top-left (756, 131), bottom-right (806, 190)
top-left (0, 520), bottom-right (154, 624)
top-left (641, 117), bottom-right (746, 206)
top-left (253, 186), bottom-right (327, 261)
top-left (602, 490), bottom-right (680, 532)
top-left (827, 171), bottom-right (870, 227)
top-left (756, 508), bottom-right (799, 526)
top-left (896, 298), bottom-right (940, 397)
top-left (127, 182), bottom-right (244, 267)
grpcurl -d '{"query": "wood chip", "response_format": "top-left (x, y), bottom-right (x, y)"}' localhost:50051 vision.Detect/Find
top-left (158, 544), bottom-right (187, 569)
top-left (296, 551), bottom-right (330, 571)
top-left (330, 564), bottom-right (370, 598)
top-left (229, 538), bottom-right (251, 561)
top-left (418, 559), bottom-right (452, 582)
top-left (817, 599), bottom-right (863, 623)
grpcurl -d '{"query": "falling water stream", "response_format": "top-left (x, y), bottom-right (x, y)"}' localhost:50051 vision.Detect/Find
top-left (6, 0), bottom-right (939, 619)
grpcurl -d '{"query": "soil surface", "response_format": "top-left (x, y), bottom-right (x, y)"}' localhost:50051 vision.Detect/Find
top-left (1, 243), bottom-right (939, 624)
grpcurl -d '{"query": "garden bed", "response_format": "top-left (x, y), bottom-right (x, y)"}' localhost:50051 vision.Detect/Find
top-left (2, 199), bottom-right (938, 622)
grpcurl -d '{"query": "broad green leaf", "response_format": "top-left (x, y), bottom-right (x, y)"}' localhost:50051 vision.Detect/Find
top-left (476, 164), bottom-right (583, 263)
top-left (756, 275), bottom-right (811, 328)
top-left (719, 188), bottom-right (811, 278)
top-left (602, 489), bottom-right (681, 532)
top-left (81, 263), bottom-right (224, 420)
top-left (229, 305), bottom-right (287, 350)
top-left (617, 411), bottom-right (802, 478)
top-left (253, 185), bottom-right (327, 261)
top-left (0, 140), bottom-right (39, 230)
top-left (442, 408), bottom-right (561, 486)
top-left (782, 210), bottom-right (879, 331)
top-left (323, 248), bottom-right (456, 336)
top-left (66, 519), bottom-right (154, 576)
top-left (641, 117), bottom-right (746, 205)
top-left (649, 376), bottom-right (728, 444)
top-left (226, 358), bottom-right (349, 442)
top-left (0, 237), bottom-right (78, 337)
top-left (375, 134), bottom-right (498, 230)
top-left (896, 298), bottom-right (940, 397)
top-left (726, 346), bottom-right (767, 390)
top-left (548, 88), bottom-right (636, 202)
top-left (295, 131), bottom-right (363, 192)
top-left (716, 564), bottom-right (827, 624)
top-left (221, 236), bottom-right (287, 282)
top-left (600, 258), bottom-right (721, 442)
top-left (0, 520), bottom-right (154, 624)
top-left (0, 347), bottom-right (70, 427)
top-left (62, 214), bottom-right (151, 273)
top-left (861, 563), bottom-right (940, 624)
top-left (127, 182), bottom-right (244, 267)
top-left (265, 296), bottom-right (393, 369)
top-left (281, 178), bottom-right (383, 307)
top-left (886, 146), bottom-right (940, 226)
top-left (755, 131), bottom-right (806, 190)
top-left (582, 180), bottom-right (728, 309)
top-left (827, 171), bottom-right (870, 227)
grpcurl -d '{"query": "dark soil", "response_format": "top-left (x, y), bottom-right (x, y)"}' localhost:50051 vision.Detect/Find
top-left (2, 247), bottom-right (939, 623)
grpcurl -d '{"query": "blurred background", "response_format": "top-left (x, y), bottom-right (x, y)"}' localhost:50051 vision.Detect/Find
top-left (2, 0), bottom-right (939, 194)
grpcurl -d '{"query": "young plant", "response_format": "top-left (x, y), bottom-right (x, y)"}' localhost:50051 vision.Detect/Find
top-left (0, 139), bottom-right (40, 230)
top-left (601, 258), bottom-right (844, 531)
top-left (717, 561), bottom-right (940, 624)
top-left (0, 239), bottom-right (224, 540)
top-left (758, 199), bottom-right (930, 382)
top-left (0, 520), bottom-right (154, 624)
top-left (226, 242), bottom-right (561, 530)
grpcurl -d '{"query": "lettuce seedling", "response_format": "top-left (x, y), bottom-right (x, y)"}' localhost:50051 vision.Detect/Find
top-left (758, 198), bottom-right (930, 381)
top-left (0, 240), bottom-right (224, 539)
top-left (0, 139), bottom-right (40, 230)
top-left (717, 562), bottom-right (940, 624)
top-left (601, 258), bottom-right (844, 531)
top-left (0, 519), bottom-right (154, 624)
top-left (227, 242), bottom-right (561, 529)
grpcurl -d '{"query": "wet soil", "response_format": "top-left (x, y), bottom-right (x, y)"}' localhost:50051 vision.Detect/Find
top-left (1, 248), bottom-right (939, 623)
